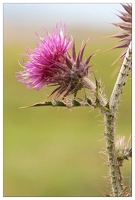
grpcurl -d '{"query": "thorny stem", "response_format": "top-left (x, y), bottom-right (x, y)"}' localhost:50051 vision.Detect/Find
top-left (82, 76), bottom-right (123, 196)
top-left (83, 43), bottom-right (132, 196)
top-left (103, 42), bottom-right (132, 196)
top-left (81, 81), bottom-right (123, 196)
top-left (110, 42), bottom-right (132, 113)
top-left (103, 111), bottom-right (124, 196)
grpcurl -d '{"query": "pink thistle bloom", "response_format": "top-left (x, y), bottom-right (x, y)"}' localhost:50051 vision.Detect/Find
top-left (16, 23), bottom-right (72, 90)
top-left (16, 23), bottom-right (96, 98)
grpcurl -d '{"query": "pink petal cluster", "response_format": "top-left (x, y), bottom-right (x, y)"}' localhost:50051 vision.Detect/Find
top-left (16, 23), bottom-right (95, 98)
top-left (16, 23), bottom-right (72, 90)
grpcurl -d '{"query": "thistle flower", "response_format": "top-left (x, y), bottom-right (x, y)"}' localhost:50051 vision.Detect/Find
top-left (110, 4), bottom-right (132, 61)
top-left (16, 23), bottom-right (96, 98)
top-left (16, 23), bottom-right (72, 91)
top-left (115, 136), bottom-right (132, 166)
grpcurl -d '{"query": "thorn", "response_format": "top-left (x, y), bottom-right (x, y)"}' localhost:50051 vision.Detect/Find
top-left (19, 105), bottom-right (32, 109)
top-left (98, 188), bottom-right (107, 197)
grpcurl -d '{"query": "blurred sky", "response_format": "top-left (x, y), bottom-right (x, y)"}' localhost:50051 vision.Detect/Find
top-left (4, 3), bottom-right (124, 29)
top-left (2, 3), bottom-right (133, 52)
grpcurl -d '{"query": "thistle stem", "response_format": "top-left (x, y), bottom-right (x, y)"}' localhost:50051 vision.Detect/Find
top-left (83, 43), bottom-right (131, 196)
top-left (103, 110), bottom-right (124, 196)
top-left (109, 42), bottom-right (132, 113)
top-left (103, 43), bottom-right (132, 196)
top-left (82, 77), bottom-right (122, 196)
top-left (82, 76), bottom-right (96, 91)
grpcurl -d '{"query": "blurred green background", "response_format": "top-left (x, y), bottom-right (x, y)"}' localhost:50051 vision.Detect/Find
top-left (4, 3), bottom-right (131, 197)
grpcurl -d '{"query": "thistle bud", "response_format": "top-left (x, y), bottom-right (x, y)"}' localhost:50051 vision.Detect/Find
top-left (115, 136), bottom-right (131, 166)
